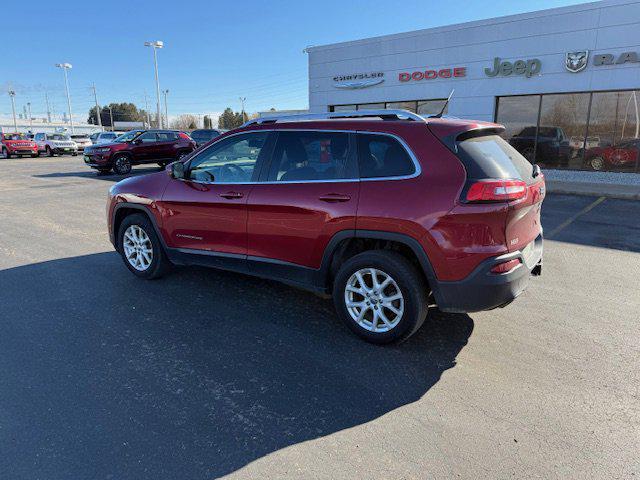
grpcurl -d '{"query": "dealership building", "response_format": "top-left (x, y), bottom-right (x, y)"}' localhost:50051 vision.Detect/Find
top-left (307, 0), bottom-right (640, 173)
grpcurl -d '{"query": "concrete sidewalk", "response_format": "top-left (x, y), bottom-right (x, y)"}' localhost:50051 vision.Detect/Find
top-left (543, 169), bottom-right (640, 200)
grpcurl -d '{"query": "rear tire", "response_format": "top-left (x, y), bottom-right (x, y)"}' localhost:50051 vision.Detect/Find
top-left (117, 213), bottom-right (171, 279)
top-left (113, 154), bottom-right (132, 175)
top-left (589, 156), bottom-right (605, 171)
top-left (46, 146), bottom-right (54, 157)
top-left (332, 250), bottom-right (429, 344)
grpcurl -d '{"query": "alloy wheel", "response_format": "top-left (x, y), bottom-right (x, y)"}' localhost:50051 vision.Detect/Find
top-left (114, 156), bottom-right (131, 174)
top-left (590, 157), bottom-right (604, 171)
top-left (344, 268), bottom-right (404, 333)
top-left (122, 225), bottom-right (153, 271)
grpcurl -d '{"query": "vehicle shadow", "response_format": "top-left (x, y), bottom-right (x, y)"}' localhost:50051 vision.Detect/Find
top-left (33, 166), bottom-right (162, 182)
top-left (0, 252), bottom-right (473, 479)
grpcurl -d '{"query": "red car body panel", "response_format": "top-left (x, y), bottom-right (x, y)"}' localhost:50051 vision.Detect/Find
top-left (246, 181), bottom-right (360, 267)
top-left (585, 144), bottom-right (640, 169)
top-left (160, 180), bottom-right (252, 255)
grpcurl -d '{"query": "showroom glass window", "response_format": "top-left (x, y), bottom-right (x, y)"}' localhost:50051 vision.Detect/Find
top-left (496, 90), bottom-right (640, 173)
top-left (588, 91), bottom-right (640, 172)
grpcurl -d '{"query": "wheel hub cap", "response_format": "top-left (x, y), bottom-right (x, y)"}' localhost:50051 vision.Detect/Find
top-left (344, 268), bottom-right (404, 333)
top-left (122, 225), bottom-right (153, 271)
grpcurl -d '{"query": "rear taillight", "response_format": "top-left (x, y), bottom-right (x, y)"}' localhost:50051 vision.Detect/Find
top-left (490, 258), bottom-right (521, 274)
top-left (466, 180), bottom-right (527, 203)
top-left (179, 132), bottom-right (191, 140)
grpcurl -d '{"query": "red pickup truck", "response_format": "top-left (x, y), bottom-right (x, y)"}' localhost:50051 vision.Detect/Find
top-left (1, 133), bottom-right (39, 158)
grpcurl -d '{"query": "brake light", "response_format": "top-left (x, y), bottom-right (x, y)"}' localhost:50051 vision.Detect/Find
top-left (466, 180), bottom-right (527, 202)
top-left (490, 259), bottom-right (521, 274)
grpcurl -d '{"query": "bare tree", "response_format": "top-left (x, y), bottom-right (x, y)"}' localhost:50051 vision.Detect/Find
top-left (170, 114), bottom-right (200, 131)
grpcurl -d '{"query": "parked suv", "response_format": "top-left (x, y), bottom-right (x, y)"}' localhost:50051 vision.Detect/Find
top-left (107, 110), bottom-right (545, 344)
top-left (34, 132), bottom-right (78, 156)
top-left (70, 134), bottom-right (92, 152)
top-left (189, 128), bottom-right (222, 147)
top-left (1, 132), bottom-right (39, 158)
top-left (509, 126), bottom-right (571, 167)
top-left (84, 129), bottom-right (196, 175)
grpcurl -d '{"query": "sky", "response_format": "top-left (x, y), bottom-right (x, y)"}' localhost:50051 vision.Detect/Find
top-left (2, 0), bottom-right (591, 123)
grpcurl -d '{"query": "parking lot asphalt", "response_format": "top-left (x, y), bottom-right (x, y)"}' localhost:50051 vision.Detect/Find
top-left (1, 156), bottom-right (639, 480)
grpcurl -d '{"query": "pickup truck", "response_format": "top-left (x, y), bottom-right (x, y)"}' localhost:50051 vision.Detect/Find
top-left (508, 126), bottom-right (571, 167)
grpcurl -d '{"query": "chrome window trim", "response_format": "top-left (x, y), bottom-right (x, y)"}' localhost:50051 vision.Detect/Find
top-left (179, 128), bottom-right (422, 186)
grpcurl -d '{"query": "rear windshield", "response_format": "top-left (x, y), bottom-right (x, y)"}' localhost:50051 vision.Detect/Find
top-left (457, 134), bottom-right (535, 183)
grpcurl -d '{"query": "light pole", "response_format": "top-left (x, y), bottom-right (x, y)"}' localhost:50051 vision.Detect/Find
top-left (239, 96), bottom-right (246, 121)
top-left (144, 40), bottom-right (164, 128)
top-left (108, 106), bottom-right (114, 131)
top-left (91, 83), bottom-right (103, 130)
top-left (8, 91), bottom-right (18, 131)
top-left (55, 63), bottom-right (74, 133)
top-left (163, 89), bottom-right (169, 128)
top-left (27, 102), bottom-right (32, 130)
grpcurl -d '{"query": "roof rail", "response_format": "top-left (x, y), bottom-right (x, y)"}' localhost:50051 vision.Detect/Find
top-left (241, 109), bottom-right (427, 127)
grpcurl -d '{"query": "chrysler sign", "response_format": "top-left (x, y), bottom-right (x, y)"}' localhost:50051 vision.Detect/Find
top-left (333, 72), bottom-right (384, 89)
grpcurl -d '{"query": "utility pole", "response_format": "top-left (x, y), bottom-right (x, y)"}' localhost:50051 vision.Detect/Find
top-left (108, 106), bottom-right (114, 131)
top-left (27, 102), bottom-right (32, 130)
top-left (239, 96), bottom-right (246, 121)
top-left (163, 89), bottom-right (169, 129)
top-left (91, 83), bottom-right (103, 130)
top-left (144, 92), bottom-right (151, 128)
top-left (144, 40), bottom-right (164, 128)
top-left (8, 91), bottom-right (18, 131)
top-left (45, 92), bottom-right (52, 123)
top-left (55, 63), bottom-right (74, 133)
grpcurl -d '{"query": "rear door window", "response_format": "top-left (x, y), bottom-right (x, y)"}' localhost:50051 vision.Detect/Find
top-left (457, 134), bottom-right (535, 183)
top-left (356, 134), bottom-right (415, 178)
top-left (267, 131), bottom-right (356, 182)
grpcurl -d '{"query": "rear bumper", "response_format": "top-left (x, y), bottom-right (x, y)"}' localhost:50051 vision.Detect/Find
top-left (435, 234), bottom-right (543, 313)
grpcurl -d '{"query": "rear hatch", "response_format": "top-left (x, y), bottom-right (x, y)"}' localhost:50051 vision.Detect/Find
top-left (430, 123), bottom-right (545, 253)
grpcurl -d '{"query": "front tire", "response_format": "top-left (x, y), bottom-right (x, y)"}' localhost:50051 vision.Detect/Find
top-left (31, 153), bottom-right (39, 158)
top-left (117, 213), bottom-right (170, 279)
top-left (333, 251), bottom-right (429, 344)
top-left (113, 154), bottom-right (132, 175)
top-left (2, 148), bottom-right (11, 159)
top-left (589, 156), bottom-right (605, 171)
top-left (46, 146), bottom-right (54, 157)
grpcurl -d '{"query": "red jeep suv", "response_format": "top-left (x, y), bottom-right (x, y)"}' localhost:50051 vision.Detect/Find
top-left (1, 132), bottom-right (39, 158)
top-left (84, 129), bottom-right (196, 175)
top-left (107, 110), bottom-right (545, 344)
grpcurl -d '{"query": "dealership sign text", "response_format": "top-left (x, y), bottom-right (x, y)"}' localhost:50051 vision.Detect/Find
top-left (399, 67), bottom-right (466, 82)
top-left (484, 57), bottom-right (541, 78)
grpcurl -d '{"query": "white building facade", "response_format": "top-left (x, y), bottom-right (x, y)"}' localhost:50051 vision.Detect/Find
top-left (307, 0), bottom-right (640, 173)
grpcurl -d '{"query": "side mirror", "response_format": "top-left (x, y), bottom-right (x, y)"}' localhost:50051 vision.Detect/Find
top-left (171, 162), bottom-right (185, 179)
top-left (132, 139), bottom-right (142, 145)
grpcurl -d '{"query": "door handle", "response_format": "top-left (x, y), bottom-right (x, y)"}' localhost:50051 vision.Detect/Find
top-left (318, 193), bottom-right (351, 203)
top-left (219, 191), bottom-right (244, 199)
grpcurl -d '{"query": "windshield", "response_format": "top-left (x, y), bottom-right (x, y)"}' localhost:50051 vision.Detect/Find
top-left (51, 134), bottom-right (70, 141)
top-left (3, 133), bottom-right (27, 140)
top-left (114, 131), bottom-right (142, 143)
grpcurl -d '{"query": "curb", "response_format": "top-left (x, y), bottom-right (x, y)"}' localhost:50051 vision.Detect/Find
top-left (545, 181), bottom-right (640, 200)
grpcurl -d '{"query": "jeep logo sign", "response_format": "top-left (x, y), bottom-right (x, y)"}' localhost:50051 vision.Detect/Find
top-left (484, 57), bottom-right (542, 78)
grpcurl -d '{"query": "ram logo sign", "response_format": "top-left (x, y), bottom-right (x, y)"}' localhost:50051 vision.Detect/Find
top-left (565, 51), bottom-right (589, 73)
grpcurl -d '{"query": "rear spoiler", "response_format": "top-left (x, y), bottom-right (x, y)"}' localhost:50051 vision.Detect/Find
top-left (428, 124), bottom-right (505, 153)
